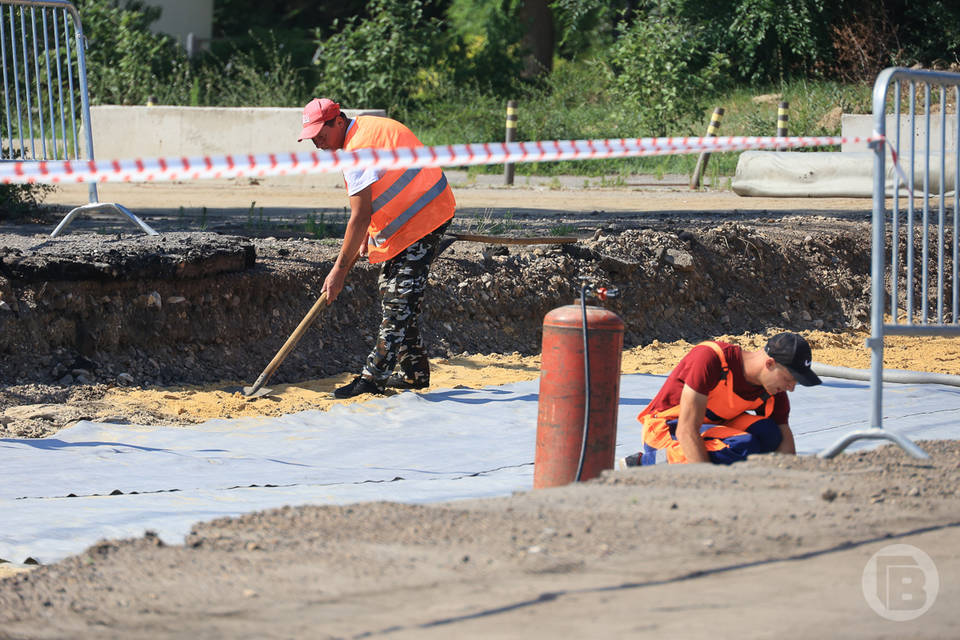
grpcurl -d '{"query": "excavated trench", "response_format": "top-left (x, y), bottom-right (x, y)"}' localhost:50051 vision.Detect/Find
top-left (0, 217), bottom-right (879, 393)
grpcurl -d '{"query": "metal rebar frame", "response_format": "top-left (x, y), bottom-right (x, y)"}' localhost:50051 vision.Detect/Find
top-left (0, 0), bottom-right (156, 236)
top-left (821, 67), bottom-right (960, 459)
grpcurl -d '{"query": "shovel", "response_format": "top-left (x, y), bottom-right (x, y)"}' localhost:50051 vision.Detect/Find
top-left (241, 290), bottom-right (331, 398)
top-left (241, 232), bottom-right (572, 398)
top-left (242, 251), bottom-right (361, 398)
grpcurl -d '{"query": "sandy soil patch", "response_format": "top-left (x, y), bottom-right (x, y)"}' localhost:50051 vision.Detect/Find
top-left (93, 330), bottom-right (959, 424)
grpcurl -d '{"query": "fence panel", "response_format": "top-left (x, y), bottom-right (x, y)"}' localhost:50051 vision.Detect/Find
top-left (0, 0), bottom-right (155, 236)
top-left (821, 67), bottom-right (960, 459)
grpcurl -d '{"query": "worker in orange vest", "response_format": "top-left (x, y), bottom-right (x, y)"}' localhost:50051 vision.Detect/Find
top-left (620, 332), bottom-right (821, 467)
top-left (297, 98), bottom-right (456, 398)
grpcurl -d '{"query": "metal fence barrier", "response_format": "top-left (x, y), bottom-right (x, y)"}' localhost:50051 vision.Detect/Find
top-left (821, 67), bottom-right (960, 459)
top-left (0, 0), bottom-right (155, 236)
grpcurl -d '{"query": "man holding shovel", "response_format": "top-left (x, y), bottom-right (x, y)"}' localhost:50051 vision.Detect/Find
top-left (297, 98), bottom-right (456, 398)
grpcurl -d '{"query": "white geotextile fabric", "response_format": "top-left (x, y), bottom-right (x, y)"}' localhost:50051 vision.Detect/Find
top-left (2, 374), bottom-right (959, 564)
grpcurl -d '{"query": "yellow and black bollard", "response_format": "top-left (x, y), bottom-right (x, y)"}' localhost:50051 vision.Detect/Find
top-left (690, 107), bottom-right (724, 190)
top-left (504, 100), bottom-right (517, 185)
top-left (776, 101), bottom-right (789, 150)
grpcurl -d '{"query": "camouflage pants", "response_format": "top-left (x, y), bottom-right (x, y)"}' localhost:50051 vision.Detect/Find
top-left (361, 221), bottom-right (450, 385)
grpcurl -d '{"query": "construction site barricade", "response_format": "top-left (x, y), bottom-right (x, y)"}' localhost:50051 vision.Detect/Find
top-left (821, 67), bottom-right (960, 460)
top-left (0, 0), bottom-right (155, 236)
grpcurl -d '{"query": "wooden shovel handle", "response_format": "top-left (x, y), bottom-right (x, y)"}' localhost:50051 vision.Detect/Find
top-left (245, 291), bottom-right (329, 394)
top-left (245, 251), bottom-right (360, 395)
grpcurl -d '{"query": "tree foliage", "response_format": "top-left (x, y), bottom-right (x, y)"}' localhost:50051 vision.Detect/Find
top-left (550, 0), bottom-right (632, 59)
top-left (445, 0), bottom-right (525, 95)
top-left (643, 0), bottom-right (959, 85)
top-left (309, 0), bottom-right (448, 111)
top-left (69, 0), bottom-right (960, 130)
top-left (76, 0), bottom-right (181, 105)
top-left (607, 13), bottom-right (728, 135)
top-left (895, 1), bottom-right (960, 68)
top-left (725, 0), bottom-right (829, 83)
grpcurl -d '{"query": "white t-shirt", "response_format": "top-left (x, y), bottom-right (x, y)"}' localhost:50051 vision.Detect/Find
top-left (341, 119), bottom-right (385, 196)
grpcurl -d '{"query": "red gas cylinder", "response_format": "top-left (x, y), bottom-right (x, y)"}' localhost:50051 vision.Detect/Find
top-left (534, 302), bottom-right (624, 489)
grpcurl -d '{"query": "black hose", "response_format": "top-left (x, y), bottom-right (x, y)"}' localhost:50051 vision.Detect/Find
top-left (575, 283), bottom-right (590, 482)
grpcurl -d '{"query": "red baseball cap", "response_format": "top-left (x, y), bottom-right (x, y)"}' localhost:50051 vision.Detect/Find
top-left (297, 98), bottom-right (341, 141)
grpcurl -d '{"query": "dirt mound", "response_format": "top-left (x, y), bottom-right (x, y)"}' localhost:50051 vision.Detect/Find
top-left (0, 217), bottom-right (873, 388)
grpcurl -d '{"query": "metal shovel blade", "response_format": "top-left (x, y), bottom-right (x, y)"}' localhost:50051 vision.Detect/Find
top-left (241, 385), bottom-right (273, 399)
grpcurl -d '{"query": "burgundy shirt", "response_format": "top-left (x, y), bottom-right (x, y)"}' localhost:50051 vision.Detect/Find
top-left (645, 342), bottom-right (790, 425)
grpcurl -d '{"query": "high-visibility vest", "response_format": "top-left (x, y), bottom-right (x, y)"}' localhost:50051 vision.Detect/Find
top-left (343, 116), bottom-right (456, 263)
top-left (638, 342), bottom-right (774, 464)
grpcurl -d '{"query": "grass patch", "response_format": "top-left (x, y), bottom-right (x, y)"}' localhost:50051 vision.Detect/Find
top-left (245, 201), bottom-right (268, 231)
top-left (405, 67), bottom-right (873, 179)
top-left (550, 223), bottom-right (577, 236)
top-left (461, 209), bottom-right (522, 236)
top-left (305, 212), bottom-right (331, 239)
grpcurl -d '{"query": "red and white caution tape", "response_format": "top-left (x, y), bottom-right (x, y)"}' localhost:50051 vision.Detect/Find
top-left (0, 134), bottom-right (878, 185)
top-left (872, 129), bottom-right (911, 187)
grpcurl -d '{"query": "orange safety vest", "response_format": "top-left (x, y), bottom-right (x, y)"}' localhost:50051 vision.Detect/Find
top-left (638, 342), bottom-right (774, 464)
top-left (343, 116), bottom-right (456, 263)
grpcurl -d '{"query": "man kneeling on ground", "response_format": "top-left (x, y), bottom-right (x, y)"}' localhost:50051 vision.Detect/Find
top-left (619, 332), bottom-right (821, 467)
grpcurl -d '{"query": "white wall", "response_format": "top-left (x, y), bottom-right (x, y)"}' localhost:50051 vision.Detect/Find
top-left (88, 106), bottom-right (386, 159)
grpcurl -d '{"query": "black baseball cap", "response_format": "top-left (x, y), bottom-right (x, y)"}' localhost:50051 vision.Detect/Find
top-left (765, 332), bottom-right (821, 386)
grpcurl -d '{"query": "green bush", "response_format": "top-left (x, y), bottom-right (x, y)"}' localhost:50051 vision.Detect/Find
top-left (642, 0), bottom-right (834, 85)
top-left (725, 0), bottom-right (829, 83)
top-left (153, 33), bottom-right (306, 107)
top-left (77, 0), bottom-right (182, 105)
top-left (310, 0), bottom-right (446, 112)
top-left (78, 1), bottom-right (307, 107)
top-left (209, 36), bottom-right (306, 107)
top-left (0, 183), bottom-right (54, 221)
top-left (606, 14), bottom-right (728, 136)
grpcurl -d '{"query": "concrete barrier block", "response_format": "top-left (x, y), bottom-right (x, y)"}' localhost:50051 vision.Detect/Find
top-left (842, 114), bottom-right (958, 154)
top-left (732, 150), bottom-right (956, 197)
top-left (89, 106), bottom-right (386, 160)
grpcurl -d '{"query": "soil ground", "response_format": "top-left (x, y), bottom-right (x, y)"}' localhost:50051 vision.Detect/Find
top-left (1, 176), bottom-right (958, 637)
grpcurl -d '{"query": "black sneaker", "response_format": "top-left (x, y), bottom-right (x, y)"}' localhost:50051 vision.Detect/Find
top-left (386, 373), bottom-right (429, 390)
top-left (333, 375), bottom-right (385, 399)
top-left (616, 452), bottom-right (641, 470)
